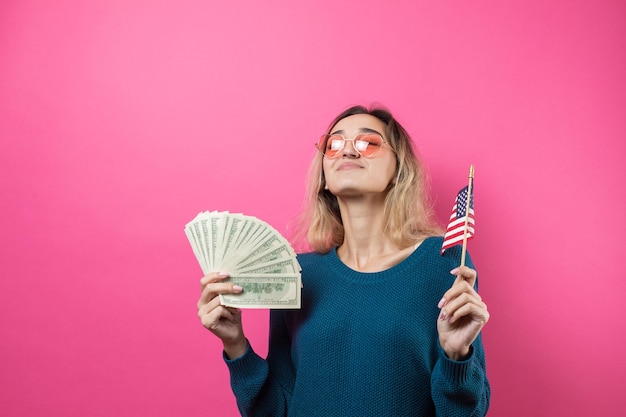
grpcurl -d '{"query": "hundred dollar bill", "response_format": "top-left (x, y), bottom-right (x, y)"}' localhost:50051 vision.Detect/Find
top-left (237, 221), bottom-right (272, 255)
top-left (237, 257), bottom-right (300, 274)
top-left (199, 216), bottom-right (214, 269)
top-left (185, 211), bottom-right (302, 309)
top-left (210, 212), bottom-right (227, 269)
top-left (229, 219), bottom-right (260, 255)
top-left (223, 214), bottom-right (246, 256)
top-left (220, 274), bottom-right (301, 309)
top-left (184, 225), bottom-right (205, 272)
top-left (235, 245), bottom-right (300, 273)
top-left (240, 234), bottom-right (290, 262)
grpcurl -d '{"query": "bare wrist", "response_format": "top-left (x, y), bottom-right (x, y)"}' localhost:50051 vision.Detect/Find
top-left (444, 346), bottom-right (471, 361)
top-left (224, 338), bottom-right (248, 360)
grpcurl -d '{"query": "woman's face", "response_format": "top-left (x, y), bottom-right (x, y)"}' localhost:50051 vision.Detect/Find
top-left (322, 114), bottom-right (397, 198)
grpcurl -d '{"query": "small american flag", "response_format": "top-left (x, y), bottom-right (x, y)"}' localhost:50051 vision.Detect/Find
top-left (441, 185), bottom-right (475, 254)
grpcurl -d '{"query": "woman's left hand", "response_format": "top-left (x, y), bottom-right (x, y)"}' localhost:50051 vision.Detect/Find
top-left (437, 266), bottom-right (490, 361)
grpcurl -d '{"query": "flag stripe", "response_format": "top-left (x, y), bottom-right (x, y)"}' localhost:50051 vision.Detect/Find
top-left (443, 226), bottom-right (475, 241)
top-left (441, 185), bottom-right (475, 254)
top-left (445, 216), bottom-right (475, 232)
top-left (443, 228), bottom-right (474, 244)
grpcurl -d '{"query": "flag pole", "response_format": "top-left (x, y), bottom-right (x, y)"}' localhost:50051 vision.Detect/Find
top-left (460, 165), bottom-right (475, 268)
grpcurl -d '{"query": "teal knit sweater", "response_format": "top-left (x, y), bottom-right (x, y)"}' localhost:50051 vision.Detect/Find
top-left (225, 237), bottom-right (490, 416)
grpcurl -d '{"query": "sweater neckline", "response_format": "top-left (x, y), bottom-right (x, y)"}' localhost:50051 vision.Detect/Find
top-left (327, 236), bottom-right (439, 283)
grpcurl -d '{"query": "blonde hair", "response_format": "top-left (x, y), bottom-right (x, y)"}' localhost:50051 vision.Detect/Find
top-left (289, 105), bottom-right (443, 253)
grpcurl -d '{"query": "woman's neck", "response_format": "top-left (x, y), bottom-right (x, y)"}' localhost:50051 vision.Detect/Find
top-left (336, 197), bottom-right (417, 272)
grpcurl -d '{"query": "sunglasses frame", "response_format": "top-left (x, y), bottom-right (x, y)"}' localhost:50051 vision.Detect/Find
top-left (315, 133), bottom-right (391, 159)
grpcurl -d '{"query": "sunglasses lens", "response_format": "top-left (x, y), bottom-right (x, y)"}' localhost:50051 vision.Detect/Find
top-left (355, 134), bottom-right (383, 157)
top-left (317, 133), bottom-right (385, 158)
top-left (316, 135), bottom-right (343, 157)
top-left (327, 136), bottom-right (345, 156)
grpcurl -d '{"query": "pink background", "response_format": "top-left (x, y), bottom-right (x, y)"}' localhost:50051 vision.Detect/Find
top-left (1, 1), bottom-right (624, 416)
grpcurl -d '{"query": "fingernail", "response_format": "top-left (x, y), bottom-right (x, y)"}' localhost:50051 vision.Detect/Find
top-left (232, 285), bottom-right (243, 292)
top-left (439, 310), bottom-right (447, 320)
top-left (437, 297), bottom-right (446, 308)
top-left (218, 272), bottom-right (229, 277)
top-left (450, 268), bottom-right (459, 275)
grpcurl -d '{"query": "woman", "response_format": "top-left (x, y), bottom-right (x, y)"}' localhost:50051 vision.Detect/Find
top-left (197, 105), bottom-right (490, 416)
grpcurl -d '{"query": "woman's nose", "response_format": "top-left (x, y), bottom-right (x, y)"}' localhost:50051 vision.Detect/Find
top-left (342, 139), bottom-right (360, 158)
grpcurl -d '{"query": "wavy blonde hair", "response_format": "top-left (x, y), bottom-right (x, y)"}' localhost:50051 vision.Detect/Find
top-left (289, 105), bottom-right (442, 253)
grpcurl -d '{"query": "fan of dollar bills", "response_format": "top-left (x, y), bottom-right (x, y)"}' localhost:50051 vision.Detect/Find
top-left (184, 211), bottom-right (301, 309)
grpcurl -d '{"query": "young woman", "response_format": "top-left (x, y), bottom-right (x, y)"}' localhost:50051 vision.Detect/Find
top-left (197, 105), bottom-right (490, 416)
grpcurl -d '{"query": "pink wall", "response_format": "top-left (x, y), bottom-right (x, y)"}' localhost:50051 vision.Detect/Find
top-left (1, 1), bottom-right (624, 415)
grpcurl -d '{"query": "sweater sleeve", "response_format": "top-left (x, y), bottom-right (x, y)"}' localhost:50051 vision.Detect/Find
top-left (430, 334), bottom-right (491, 416)
top-left (224, 311), bottom-right (295, 417)
top-left (430, 245), bottom-right (490, 416)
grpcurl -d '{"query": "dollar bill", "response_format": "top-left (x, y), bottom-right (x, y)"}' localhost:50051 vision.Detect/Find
top-left (220, 274), bottom-right (301, 309)
top-left (235, 245), bottom-right (299, 272)
top-left (185, 211), bottom-right (302, 309)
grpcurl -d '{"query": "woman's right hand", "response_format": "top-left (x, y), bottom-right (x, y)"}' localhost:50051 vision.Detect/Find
top-left (197, 272), bottom-right (248, 359)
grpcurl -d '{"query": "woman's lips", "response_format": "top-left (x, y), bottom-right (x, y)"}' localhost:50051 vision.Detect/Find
top-left (337, 162), bottom-right (363, 171)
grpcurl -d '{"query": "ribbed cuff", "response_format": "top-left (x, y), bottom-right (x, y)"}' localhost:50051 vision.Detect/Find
top-left (438, 345), bottom-right (475, 384)
top-left (223, 340), bottom-right (268, 388)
